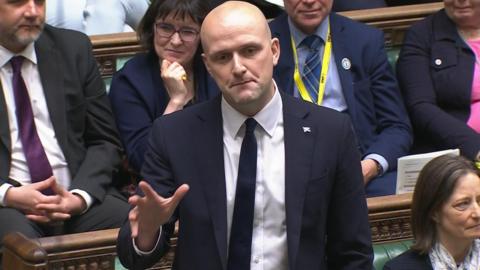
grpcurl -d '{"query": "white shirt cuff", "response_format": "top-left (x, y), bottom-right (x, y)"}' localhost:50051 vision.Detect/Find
top-left (70, 189), bottom-right (94, 214)
top-left (0, 183), bottom-right (13, 207)
top-left (364, 153), bottom-right (388, 175)
top-left (133, 226), bottom-right (163, 255)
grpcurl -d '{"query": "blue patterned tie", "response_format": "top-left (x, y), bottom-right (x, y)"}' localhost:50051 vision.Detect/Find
top-left (302, 35), bottom-right (322, 102)
top-left (227, 118), bottom-right (258, 270)
top-left (10, 56), bottom-right (54, 195)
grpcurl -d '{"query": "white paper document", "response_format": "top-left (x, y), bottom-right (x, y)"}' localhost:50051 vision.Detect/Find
top-left (396, 149), bottom-right (460, 194)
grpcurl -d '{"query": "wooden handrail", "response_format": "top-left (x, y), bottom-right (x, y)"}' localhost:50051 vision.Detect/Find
top-left (340, 2), bottom-right (442, 24)
top-left (367, 192), bottom-right (412, 213)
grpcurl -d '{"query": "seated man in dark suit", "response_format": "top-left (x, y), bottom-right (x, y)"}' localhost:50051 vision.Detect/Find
top-left (117, 1), bottom-right (373, 269)
top-left (270, 0), bottom-right (413, 196)
top-left (0, 0), bottom-right (129, 248)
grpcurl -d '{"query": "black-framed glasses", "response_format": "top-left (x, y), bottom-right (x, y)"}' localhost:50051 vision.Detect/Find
top-left (154, 22), bottom-right (199, 42)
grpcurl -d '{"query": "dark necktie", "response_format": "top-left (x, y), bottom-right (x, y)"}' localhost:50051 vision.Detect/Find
top-left (10, 56), bottom-right (54, 195)
top-left (302, 35), bottom-right (323, 102)
top-left (227, 118), bottom-right (258, 270)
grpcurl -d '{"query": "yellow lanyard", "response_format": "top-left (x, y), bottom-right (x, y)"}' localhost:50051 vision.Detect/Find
top-left (290, 23), bottom-right (332, 105)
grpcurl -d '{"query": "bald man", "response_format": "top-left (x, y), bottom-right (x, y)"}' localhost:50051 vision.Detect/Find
top-left (117, 2), bottom-right (373, 270)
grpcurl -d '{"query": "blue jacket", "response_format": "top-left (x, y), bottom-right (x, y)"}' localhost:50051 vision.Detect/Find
top-left (109, 52), bottom-right (219, 173)
top-left (384, 249), bottom-right (433, 270)
top-left (270, 12), bottom-right (412, 171)
top-left (117, 93), bottom-right (373, 270)
top-left (397, 9), bottom-right (480, 159)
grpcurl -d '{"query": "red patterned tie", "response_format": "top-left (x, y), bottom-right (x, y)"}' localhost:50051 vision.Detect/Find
top-left (10, 56), bottom-right (54, 195)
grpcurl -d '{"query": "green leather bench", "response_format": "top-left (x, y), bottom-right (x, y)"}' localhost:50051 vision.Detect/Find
top-left (113, 240), bottom-right (415, 270)
top-left (373, 240), bottom-right (413, 269)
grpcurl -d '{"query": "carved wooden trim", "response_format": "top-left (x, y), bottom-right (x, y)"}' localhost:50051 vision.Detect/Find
top-left (367, 193), bottom-right (413, 243)
top-left (3, 193), bottom-right (414, 269)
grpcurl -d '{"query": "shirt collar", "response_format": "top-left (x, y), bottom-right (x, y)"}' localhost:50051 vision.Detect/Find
top-left (0, 43), bottom-right (38, 68)
top-left (288, 15), bottom-right (329, 49)
top-left (221, 80), bottom-right (283, 139)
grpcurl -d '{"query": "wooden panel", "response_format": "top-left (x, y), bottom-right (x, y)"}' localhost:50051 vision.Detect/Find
top-left (341, 3), bottom-right (442, 47)
top-left (90, 3), bottom-right (443, 77)
top-left (3, 193), bottom-right (413, 270)
top-left (367, 193), bottom-right (413, 243)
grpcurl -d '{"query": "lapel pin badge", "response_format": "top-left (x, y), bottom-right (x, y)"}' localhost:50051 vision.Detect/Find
top-left (302, 127), bottom-right (311, 133)
top-left (341, 58), bottom-right (351, 70)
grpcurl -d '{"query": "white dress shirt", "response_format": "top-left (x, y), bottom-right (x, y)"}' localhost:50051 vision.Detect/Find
top-left (135, 85), bottom-right (288, 270)
top-left (0, 44), bottom-right (92, 208)
top-left (222, 85), bottom-right (287, 270)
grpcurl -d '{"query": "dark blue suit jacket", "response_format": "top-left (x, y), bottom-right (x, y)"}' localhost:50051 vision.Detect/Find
top-left (397, 9), bottom-right (480, 159)
top-left (383, 249), bottom-right (433, 270)
top-left (117, 93), bottom-right (373, 270)
top-left (109, 52), bottom-right (218, 173)
top-left (270, 13), bottom-right (412, 173)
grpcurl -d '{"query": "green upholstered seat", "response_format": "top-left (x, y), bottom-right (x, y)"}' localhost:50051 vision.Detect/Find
top-left (114, 240), bottom-right (413, 270)
top-left (386, 46), bottom-right (401, 73)
top-left (102, 55), bottom-right (132, 93)
top-left (373, 239), bottom-right (413, 270)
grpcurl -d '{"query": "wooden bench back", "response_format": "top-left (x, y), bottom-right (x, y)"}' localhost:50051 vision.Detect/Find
top-left (2, 193), bottom-right (413, 270)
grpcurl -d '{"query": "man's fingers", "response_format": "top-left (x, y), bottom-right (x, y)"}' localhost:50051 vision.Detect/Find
top-left (30, 176), bottom-right (56, 191)
top-left (47, 212), bottom-right (71, 221)
top-left (50, 180), bottom-right (67, 196)
top-left (36, 202), bottom-right (67, 213)
top-left (129, 206), bottom-right (138, 222)
top-left (26, 214), bottom-right (51, 223)
top-left (138, 181), bottom-right (160, 200)
top-left (37, 194), bottom-right (62, 204)
top-left (169, 184), bottom-right (189, 208)
top-left (130, 222), bottom-right (138, 239)
top-left (129, 207), bottom-right (139, 238)
top-left (128, 194), bottom-right (141, 206)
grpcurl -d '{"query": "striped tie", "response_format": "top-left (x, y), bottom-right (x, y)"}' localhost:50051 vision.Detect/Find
top-left (302, 35), bottom-right (322, 103)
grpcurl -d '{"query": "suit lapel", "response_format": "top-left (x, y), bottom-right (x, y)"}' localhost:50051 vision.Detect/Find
top-left (282, 94), bottom-right (315, 270)
top-left (330, 14), bottom-right (356, 119)
top-left (0, 80), bottom-right (10, 153)
top-left (193, 96), bottom-right (228, 270)
top-left (34, 36), bottom-right (68, 155)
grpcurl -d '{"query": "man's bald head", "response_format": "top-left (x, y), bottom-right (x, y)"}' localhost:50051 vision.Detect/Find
top-left (199, 0), bottom-right (280, 117)
top-left (200, 1), bottom-right (271, 52)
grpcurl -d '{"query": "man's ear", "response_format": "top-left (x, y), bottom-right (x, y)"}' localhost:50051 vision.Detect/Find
top-left (271, 37), bottom-right (280, 66)
top-left (201, 53), bottom-right (212, 75)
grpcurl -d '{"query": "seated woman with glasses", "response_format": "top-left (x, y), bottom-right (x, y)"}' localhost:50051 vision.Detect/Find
top-left (384, 154), bottom-right (480, 270)
top-left (109, 0), bottom-right (218, 174)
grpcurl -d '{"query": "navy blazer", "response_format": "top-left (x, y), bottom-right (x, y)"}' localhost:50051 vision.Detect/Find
top-left (383, 249), bottom-right (433, 270)
top-left (0, 25), bottom-right (123, 201)
top-left (270, 13), bottom-right (412, 171)
top-left (117, 93), bottom-right (373, 270)
top-left (109, 52), bottom-right (218, 173)
top-left (397, 9), bottom-right (480, 159)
